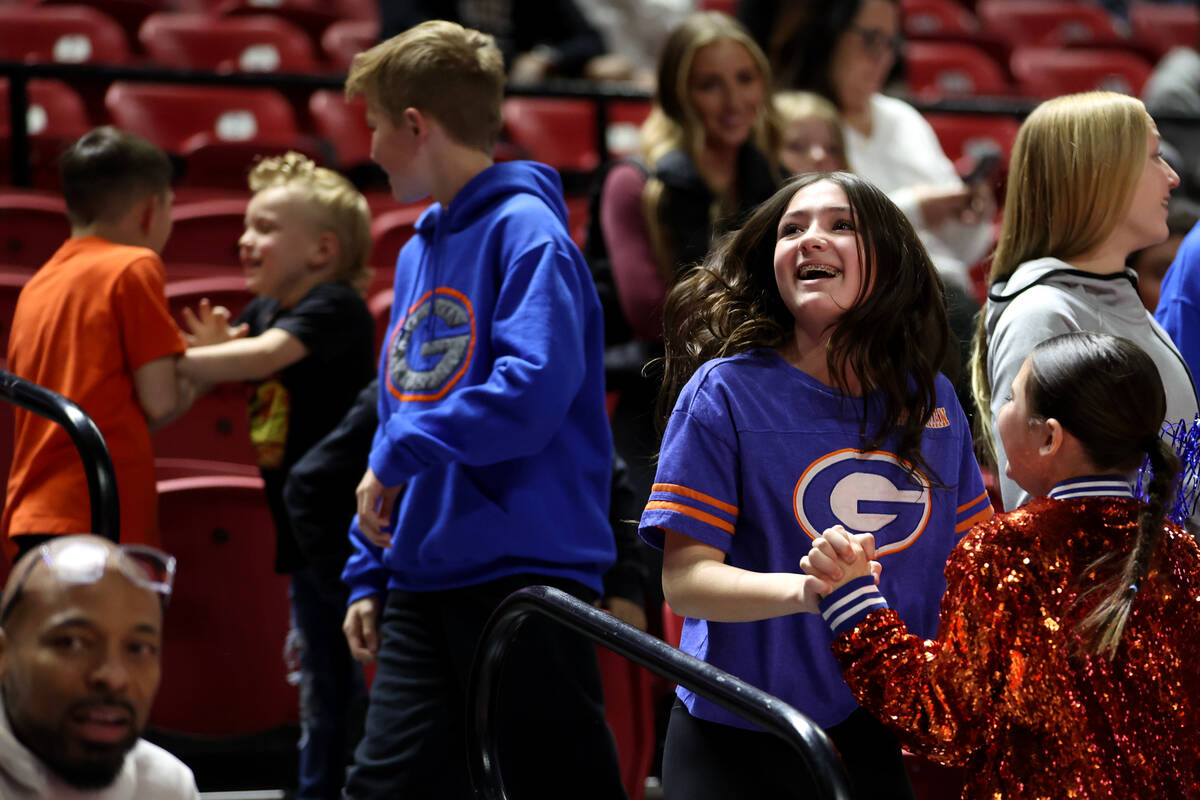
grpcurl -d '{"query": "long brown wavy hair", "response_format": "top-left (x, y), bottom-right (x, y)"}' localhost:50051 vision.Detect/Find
top-left (658, 172), bottom-right (950, 481)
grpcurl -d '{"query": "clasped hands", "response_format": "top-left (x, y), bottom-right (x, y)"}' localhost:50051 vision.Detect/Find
top-left (801, 525), bottom-right (882, 595)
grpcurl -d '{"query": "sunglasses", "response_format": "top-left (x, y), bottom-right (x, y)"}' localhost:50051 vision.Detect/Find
top-left (0, 539), bottom-right (176, 624)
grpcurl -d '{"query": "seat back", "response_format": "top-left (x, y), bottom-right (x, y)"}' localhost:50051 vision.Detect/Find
top-left (904, 41), bottom-right (1009, 100)
top-left (0, 5), bottom-right (132, 64)
top-left (370, 203), bottom-right (427, 268)
top-left (308, 89), bottom-right (372, 171)
top-left (977, 0), bottom-right (1127, 47)
top-left (0, 190), bottom-right (70, 269)
top-left (0, 269), bottom-right (30, 364)
top-left (104, 82), bottom-right (301, 153)
top-left (165, 196), bottom-right (249, 268)
top-left (924, 113), bottom-right (1021, 168)
top-left (1130, 2), bottom-right (1200, 59)
top-left (151, 474), bottom-right (297, 735)
top-left (320, 18), bottom-right (379, 71)
top-left (138, 12), bottom-right (317, 73)
top-left (1009, 46), bottom-right (1152, 97)
top-left (901, 0), bottom-right (981, 39)
top-left (502, 97), bottom-right (601, 173)
top-left (0, 78), bottom-right (93, 189)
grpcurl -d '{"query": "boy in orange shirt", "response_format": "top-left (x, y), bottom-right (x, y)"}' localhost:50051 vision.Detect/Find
top-left (3, 127), bottom-right (189, 558)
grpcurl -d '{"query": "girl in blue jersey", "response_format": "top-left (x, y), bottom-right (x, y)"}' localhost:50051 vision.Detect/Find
top-left (639, 171), bottom-right (992, 799)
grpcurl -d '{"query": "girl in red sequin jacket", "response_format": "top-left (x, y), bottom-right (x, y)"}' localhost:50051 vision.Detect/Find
top-left (803, 331), bottom-right (1200, 799)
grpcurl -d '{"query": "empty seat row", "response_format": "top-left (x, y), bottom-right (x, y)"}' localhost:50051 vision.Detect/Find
top-left (906, 41), bottom-right (1158, 100)
top-left (903, 0), bottom-right (1199, 61)
top-left (0, 4), bottom-right (377, 71)
top-left (0, 76), bottom-right (658, 190)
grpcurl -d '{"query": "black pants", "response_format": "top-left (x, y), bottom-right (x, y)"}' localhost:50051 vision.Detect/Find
top-left (341, 574), bottom-right (627, 800)
top-left (662, 700), bottom-right (915, 800)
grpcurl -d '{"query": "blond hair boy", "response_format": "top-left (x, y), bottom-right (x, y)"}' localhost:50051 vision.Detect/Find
top-left (178, 151), bottom-right (376, 800)
top-left (337, 21), bottom-right (626, 799)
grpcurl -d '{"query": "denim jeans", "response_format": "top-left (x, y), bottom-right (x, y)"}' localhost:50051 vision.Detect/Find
top-left (289, 565), bottom-right (366, 800)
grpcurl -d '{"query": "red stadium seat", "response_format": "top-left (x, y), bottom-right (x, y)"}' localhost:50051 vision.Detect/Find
top-left (216, 0), bottom-right (340, 52)
top-left (904, 41), bottom-right (1009, 100)
top-left (1009, 46), bottom-right (1153, 97)
top-left (104, 82), bottom-right (322, 187)
top-left (901, 0), bottom-right (981, 39)
top-left (105, 82), bottom-right (302, 154)
top-left (33, 0), bottom-right (167, 53)
top-left (138, 12), bottom-right (318, 73)
top-left (154, 457), bottom-right (259, 481)
top-left (320, 18), bottom-right (378, 71)
top-left (0, 4), bottom-right (132, 64)
top-left (1130, 1), bottom-right (1200, 59)
top-left (924, 113), bottom-right (1020, 168)
top-left (976, 1), bottom-right (1128, 48)
top-left (153, 382), bottom-right (258, 465)
top-left (0, 268), bottom-right (29, 363)
top-left (596, 646), bottom-right (656, 800)
top-left (308, 89), bottom-right (372, 172)
top-left (0, 189), bottom-right (70, 269)
top-left (0, 77), bottom-right (91, 189)
top-left (370, 202), bottom-right (427, 267)
top-left (151, 474), bottom-right (297, 735)
top-left (163, 274), bottom-right (252, 330)
top-left (502, 97), bottom-right (601, 173)
top-left (165, 196), bottom-right (249, 269)
top-left (153, 276), bottom-right (256, 465)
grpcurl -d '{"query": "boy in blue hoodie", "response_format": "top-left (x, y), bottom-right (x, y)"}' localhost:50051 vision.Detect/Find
top-left (339, 20), bottom-right (626, 800)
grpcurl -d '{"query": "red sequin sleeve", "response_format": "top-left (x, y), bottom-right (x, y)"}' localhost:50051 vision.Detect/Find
top-left (830, 517), bottom-right (1034, 766)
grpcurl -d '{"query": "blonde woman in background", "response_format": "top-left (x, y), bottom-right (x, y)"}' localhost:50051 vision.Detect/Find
top-left (970, 91), bottom-right (1198, 519)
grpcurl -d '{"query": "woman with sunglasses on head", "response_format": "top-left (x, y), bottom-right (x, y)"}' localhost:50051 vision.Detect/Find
top-left (746, 0), bottom-right (993, 293)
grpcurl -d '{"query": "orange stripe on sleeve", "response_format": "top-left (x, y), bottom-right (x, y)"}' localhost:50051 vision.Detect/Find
top-left (651, 483), bottom-right (738, 516)
top-left (956, 505), bottom-right (995, 533)
top-left (644, 501), bottom-right (736, 535)
top-left (957, 490), bottom-right (989, 514)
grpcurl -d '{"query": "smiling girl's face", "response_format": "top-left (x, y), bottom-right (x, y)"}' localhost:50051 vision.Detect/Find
top-left (773, 179), bottom-right (866, 337)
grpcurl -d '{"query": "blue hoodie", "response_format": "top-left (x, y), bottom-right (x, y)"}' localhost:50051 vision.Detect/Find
top-left (342, 161), bottom-right (615, 600)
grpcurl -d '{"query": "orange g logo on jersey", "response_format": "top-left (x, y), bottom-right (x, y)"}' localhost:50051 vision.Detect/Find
top-left (793, 448), bottom-right (931, 557)
top-left (386, 287), bottom-right (476, 402)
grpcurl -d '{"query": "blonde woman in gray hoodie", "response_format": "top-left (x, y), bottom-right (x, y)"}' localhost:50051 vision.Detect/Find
top-left (970, 91), bottom-right (1199, 518)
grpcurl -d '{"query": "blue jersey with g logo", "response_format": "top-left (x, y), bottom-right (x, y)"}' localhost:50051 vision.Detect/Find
top-left (640, 349), bottom-right (992, 729)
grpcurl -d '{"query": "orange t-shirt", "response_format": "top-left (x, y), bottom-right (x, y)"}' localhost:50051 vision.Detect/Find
top-left (3, 236), bottom-right (186, 547)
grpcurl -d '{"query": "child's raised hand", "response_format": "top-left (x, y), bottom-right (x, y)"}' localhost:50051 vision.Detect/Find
top-left (183, 297), bottom-right (250, 347)
top-left (800, 525), bottom-right (881, 591)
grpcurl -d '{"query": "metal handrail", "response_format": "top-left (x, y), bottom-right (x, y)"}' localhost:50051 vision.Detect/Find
top-left (466, 585), bottom-right (852, 800)
top-left (0, 369), bottom-right (119, 541)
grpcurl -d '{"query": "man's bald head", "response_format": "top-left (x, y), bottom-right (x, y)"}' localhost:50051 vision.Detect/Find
top-left (0, 535), bottom-right (168, 790)
top-left (1, 535), bottom-right (133, 626)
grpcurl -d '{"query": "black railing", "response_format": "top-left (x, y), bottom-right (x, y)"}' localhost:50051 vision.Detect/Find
top-left (0, 369), bottom-right (119, 540)
top-left (466, 585), bottom-right (852, 800)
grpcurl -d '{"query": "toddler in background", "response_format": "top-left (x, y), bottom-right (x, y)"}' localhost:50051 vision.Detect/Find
top-left (178, 152), bottom-right (375, 800)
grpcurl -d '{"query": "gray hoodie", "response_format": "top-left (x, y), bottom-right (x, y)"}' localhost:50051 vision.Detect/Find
top-left (985, 257), bottom-right (1199, 511)
top-left (0, 691), bottom-right (198, 799)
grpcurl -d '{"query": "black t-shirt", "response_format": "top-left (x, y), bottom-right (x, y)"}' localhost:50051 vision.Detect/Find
top-left (237, 282), bottom-right (375, 572)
